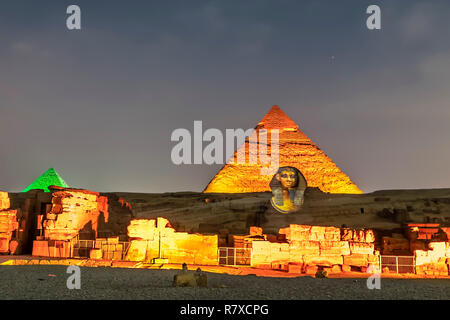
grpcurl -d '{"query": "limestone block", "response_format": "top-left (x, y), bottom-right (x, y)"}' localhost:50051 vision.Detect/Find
top-left (330, 265), bottom-right (342, 273)
top-left (0, 238), bottom-right (9, 253)
top-left (367, 254), bottom-right (380, 264)
top-left (0, 191), bottom-right (9, 210)
top-left (162, 233), bottom-right (218, 265)
top-left (342, 264), bottom-right (351, 273)
top-left (0, 210), bottom-right (18, 234)
top-left (310, 226), bottom-right (327, 241)
top-left (341, 228), bottom-right (375, 243)
top-left (9, 240), bottom-right (19, 255)
top-left (341, 229), bottom-right (353, 241)
top-left (280, 224), bottom-right (311, 241)
top-left (303, 255), bottom-right (343, 266)
top-left (90, 248), bottom-right (103, 259)
top-left (428, 242), bottom-right (446, 257)
top-left (365, 230), bottom-right (376, 243)
top-left (127, 219), bottom-right (157, 240)
top-left (349, 242), bottom-right (374, 255)
top-left (304, 265), bottom-right (318, 275)
top-left (32, 240), bottom-right (49, 257)
top-left (353, 230), bottom-right (366, 242)
top-left (252, 241), bottom-right (273, 266)
top-left (288, 263), bottom-right (302, 274)
top-left (125, 240), bottom-right (148, 261)
top-left (319, 241), bottom-right (350, 256)
top-left (343, 254), bottom-right (368, 267)
top-left (289, 240), bottom-right (320, 257)
top-left (269, 242), bottom-right (290, 262)
top-left (323, 227), bottom-right (341, 241)
top-left (415, 262), bottom-right (448, 275)
top-left (249, 226), bottom-right (263, 236)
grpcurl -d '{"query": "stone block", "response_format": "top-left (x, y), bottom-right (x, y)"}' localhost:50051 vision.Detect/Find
top-left (288, 263), bottom-right (302, 274)
top-left (32, 240), bottom-right (49, 257)
top-left (127, 219), bottom-right (157, 240)
top-left (9, 240), bottom-right (19, 255)
top-left (280, 225), bottom-right (311, 241)
top-left (349, 242), bottom-right (374, 255)
top-left (343, 254), bottom-right (368, 267)
top-left (428, 242), bottom-right (446, 256)
top-left (289, 240), bottom-right (320, 258)
top-left (125, 240), bottom-right (148, 261)
top-left (90, 248), bottom-right (103, 259)
top-left (0, 238), bottom-right (9, 253)
top-left (304, 265), bottom-right (318, 275)
top-left (319, 241), bottom-right (350, 255)
top-left (249, 226), bottom-right (263, 236)
top-left (330, 265), bottom-right (342, 273)
top-left (342, 264), bottom-right (351, 273)
top-left (303, 255), bottom-right (343, 266)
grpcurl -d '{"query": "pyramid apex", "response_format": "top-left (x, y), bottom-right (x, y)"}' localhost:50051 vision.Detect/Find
top-left (256, 105), bottom-right (299, 130)
top-left (22, 167), bottom-right (69, 192)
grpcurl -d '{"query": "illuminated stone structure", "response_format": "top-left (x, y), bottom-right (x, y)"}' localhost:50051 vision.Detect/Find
top-left (0, 191), bottom-right (19, 254)
top-left (250, 224), bottom-right (378, 273)
top-left (204, 105), bottom-right (362, 194)
top-left (32, 187), bottom-right (109, 257)
top-left (125, 217), bottom-right (218, 265)
top-left (41, 187), bottom-right (108, 241)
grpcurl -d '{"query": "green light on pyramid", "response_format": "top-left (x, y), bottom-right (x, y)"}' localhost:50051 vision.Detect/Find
top-left (22, 168), bottom-right (69, 192)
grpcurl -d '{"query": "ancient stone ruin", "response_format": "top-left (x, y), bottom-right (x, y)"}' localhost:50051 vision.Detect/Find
top-left (125, 217), bottom-right (218, 265)
top-left (0, 192), bottom-right (19, 254)
top-left (0, 184), bottom-right (449, 277)
top-left (32, 186), bottom-right (109, 258)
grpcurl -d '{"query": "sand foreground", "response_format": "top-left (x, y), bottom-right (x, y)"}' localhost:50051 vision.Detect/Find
top-left (0, 265), bottom-right (448, 300)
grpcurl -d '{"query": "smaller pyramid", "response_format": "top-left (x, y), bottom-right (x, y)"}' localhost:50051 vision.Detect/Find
top-left (22, 168), bottom-right (69, 192)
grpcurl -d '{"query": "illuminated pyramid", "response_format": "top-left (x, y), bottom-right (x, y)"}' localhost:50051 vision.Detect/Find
top-left (204, 105), bottom-right (362, 194)
top-left (22, 168), bottom-right (69, 192)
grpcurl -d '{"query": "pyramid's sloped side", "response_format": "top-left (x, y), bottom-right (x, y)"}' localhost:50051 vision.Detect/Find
top-left (204, 108), bottom-right (362, 194)
top-left (22, 168), bottom-right (69, 192)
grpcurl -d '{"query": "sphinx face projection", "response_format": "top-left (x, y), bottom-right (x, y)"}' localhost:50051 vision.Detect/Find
top-left (270, 166), bottom-right (307, 214)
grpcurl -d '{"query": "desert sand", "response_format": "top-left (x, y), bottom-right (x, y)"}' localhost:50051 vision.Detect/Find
top-left (0, 265), bottom-right (448, 300)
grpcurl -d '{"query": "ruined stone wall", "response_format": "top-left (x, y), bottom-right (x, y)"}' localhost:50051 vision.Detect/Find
top-left (0, 191), bottom-right (19, 253)
top-left (32, 187), bottom-right (108, 258)
top-left (409, 225), bottom-right (450, 276)
top-left (251, 224), bottom-right (378, 274)
top-left (42, 187), bottom-right (108, 241)
top-left (125, 218), bottom-right (218, 265)
top-left (414, 242), bottom-right (450, 276)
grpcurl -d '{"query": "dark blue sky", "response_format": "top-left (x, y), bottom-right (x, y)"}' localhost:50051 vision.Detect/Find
top-left (1, 1), bottom-right (449, 193)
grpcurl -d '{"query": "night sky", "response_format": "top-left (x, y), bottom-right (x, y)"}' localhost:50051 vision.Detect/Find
top-left (1, 0), bottom-right (449, 193)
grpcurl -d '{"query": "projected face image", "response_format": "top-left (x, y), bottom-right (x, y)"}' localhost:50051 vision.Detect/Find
top-left (277, 170), bottom-right (298, 189)
top-left (269, 167), bottom-right (307, 214)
